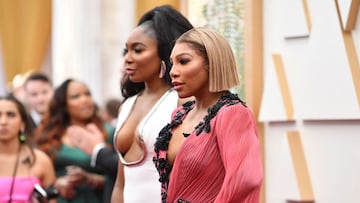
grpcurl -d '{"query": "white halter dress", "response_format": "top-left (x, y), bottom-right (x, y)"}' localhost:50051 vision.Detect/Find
top-left (114, 89), bottom-right (178, 203)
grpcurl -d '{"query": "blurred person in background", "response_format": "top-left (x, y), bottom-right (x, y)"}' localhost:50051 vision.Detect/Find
top-left (35, 79), bottom-right (115, 203)
top-left (66, 81), bottom-right (125, 202)
top-left (99, 98), bottom-right (122, 128)
top-left (66, 98), bottom-right (121, 203)
top-left (0, 94), bottom-right (56, 203)
top-left (8, 72), bottom-right (32, 105)
top-left (23, 73), bottom-right (54, 129)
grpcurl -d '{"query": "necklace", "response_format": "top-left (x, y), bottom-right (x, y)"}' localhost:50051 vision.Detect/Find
top-left (8, 144), bottom-right (22, 203)
top-left (153, 91), bottom-right (246, 203)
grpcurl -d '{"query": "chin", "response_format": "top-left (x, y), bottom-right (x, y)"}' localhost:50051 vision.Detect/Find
top-left (128, 76), bottom-right (142, 83)
top-left (176, 91), bottom-right (191, 99)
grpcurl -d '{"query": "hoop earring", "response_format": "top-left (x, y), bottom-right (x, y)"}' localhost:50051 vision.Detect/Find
top-left (159, 61), bottom-right (166, 78)
top-left (19, 131), bottom-right (26, 143)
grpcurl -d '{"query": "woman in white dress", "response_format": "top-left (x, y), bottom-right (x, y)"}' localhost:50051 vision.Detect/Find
top-left (111, 5), bottom-right (193, 203)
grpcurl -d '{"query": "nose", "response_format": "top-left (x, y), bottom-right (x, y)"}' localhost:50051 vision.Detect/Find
top-left (123, 52), bottom-right (133, 66)
top-left (170, 64), bottom-right (179, 80)
top-left (81, 94), bottom-right (93, 104)
top-left (38, 94), bottom-right (46, 102)
top-left (0, 116), bottom-right (7, 125)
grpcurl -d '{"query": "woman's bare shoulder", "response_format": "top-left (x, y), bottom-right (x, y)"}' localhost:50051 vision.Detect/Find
top-left (33, 148), bottom-right (52, 164)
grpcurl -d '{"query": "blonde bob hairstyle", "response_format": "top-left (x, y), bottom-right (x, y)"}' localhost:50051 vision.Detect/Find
top-left (175, 27), bottom-right (240, 92)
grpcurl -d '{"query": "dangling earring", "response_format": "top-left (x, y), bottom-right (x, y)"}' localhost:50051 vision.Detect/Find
top-left (159, 61), bottom-right (166, 78)
top-left (19, 130), bottom-right (26, 143)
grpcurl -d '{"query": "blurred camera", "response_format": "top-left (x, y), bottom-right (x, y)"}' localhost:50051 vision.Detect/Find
top-left (32, 184), bottom-right (59, 203)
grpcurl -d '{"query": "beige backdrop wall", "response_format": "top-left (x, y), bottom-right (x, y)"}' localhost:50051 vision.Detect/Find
top-left (260, 1), bottom-right (360, 203)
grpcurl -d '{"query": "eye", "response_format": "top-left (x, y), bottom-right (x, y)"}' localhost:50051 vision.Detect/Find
top-left (70, 94), bottom-right (80, 99)
top-left (134, 48), bottom-right (142, 54)
top-left (6, 111), bottom-right (16, 118)
top-left (179, 58), bottom-right (190, 65)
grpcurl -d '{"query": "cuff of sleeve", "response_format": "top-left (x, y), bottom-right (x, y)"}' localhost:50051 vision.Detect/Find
top-left (90, 143), bottom-right (106, 167)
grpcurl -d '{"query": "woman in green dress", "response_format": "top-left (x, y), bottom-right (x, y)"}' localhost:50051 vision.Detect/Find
top-left (35, 79), bottom-right (115, 203)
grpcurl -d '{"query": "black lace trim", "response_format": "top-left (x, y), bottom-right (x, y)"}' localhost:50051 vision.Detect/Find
top-left (153, 91), bottom-right (246, 203)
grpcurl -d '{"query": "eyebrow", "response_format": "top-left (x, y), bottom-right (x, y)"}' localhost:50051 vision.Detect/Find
top-left (175, 52), bottom-right (192, 58)
top-left (126, 42), bottom-right (147, 48)
top-left (170, 52), bottom-right (191, 62)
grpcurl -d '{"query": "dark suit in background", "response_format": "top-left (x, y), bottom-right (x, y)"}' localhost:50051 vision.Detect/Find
top-left (93, 147), bottom-right (118, 203)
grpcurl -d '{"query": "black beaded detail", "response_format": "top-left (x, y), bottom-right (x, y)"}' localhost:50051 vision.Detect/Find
top-left (153, 91), bottom-right (245, 203)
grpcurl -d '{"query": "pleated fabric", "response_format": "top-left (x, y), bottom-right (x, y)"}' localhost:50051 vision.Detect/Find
top-left (167, 104), bottom-right (263, 203)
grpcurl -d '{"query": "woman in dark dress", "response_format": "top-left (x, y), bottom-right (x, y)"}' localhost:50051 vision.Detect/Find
top-left (35, 79), bottom-right (114, 203)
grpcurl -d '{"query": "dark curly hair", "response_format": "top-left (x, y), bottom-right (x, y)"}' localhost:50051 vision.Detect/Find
top-left (35, 79), bottom-right (107, 159)
top-left (121, 5), bottom-right (193, 99)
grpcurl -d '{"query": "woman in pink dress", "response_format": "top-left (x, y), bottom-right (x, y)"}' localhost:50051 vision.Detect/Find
top-left (153, 28), bottom-right (263, 203)
top-left (0, 94), bottom-right (56, 203)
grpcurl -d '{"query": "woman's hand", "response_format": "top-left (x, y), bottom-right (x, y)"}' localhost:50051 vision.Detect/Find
top-left (54, 176), bottom-right (76, 200)
top-left (66, 165), bottom-right (104, 189)
top-left (66, 165), bottom-right (88, 186)
top-left (67, 124), bottom-right (105, 155)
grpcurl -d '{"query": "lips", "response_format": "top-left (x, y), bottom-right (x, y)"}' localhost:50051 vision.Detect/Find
top-left (125, 69), bottom-right (136, 76)
top-left (172, 81), bottom-right (184, 91)
top-left (80, 105), bottom-right (94, 114)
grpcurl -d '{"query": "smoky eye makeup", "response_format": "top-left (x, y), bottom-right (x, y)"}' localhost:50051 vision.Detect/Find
top-left (134, 48), bottom-right (143, 54)
top-left (179, 58), bottom-right (190, 65)
top-left (122, 44), bottom-right (144, 56)
top-left (133, 43), bottom-right (145, 53)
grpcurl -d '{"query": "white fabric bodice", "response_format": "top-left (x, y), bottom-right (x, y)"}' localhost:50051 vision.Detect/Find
top-left (114, 89), bottom-right (178, 203)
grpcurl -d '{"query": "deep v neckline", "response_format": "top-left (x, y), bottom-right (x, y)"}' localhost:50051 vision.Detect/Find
top-left (153, 91), bottom-right (246, 203)
top-left (115, 89), bottom-right (174, 166)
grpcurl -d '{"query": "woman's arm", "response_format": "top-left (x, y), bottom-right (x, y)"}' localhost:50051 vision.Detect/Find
top-left (111, 162), bottom-right (124, 203)
top-left (36, 149), bottom-right (56, 187)
top-left (35, 149), bottom-right (57, 203)
top-left (214, 105), bottom-right (263, 203)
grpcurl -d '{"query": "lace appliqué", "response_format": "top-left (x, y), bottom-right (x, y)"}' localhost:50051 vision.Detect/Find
top-left (153, 91), bottom-right (246, 203)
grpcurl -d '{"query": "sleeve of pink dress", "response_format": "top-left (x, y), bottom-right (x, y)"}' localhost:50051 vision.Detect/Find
top-left (214, 105), bottom-right (263, 203)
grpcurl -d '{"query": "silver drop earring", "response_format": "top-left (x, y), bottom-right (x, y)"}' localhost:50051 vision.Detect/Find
top-left (159, 60), bottom-right (166, 78)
